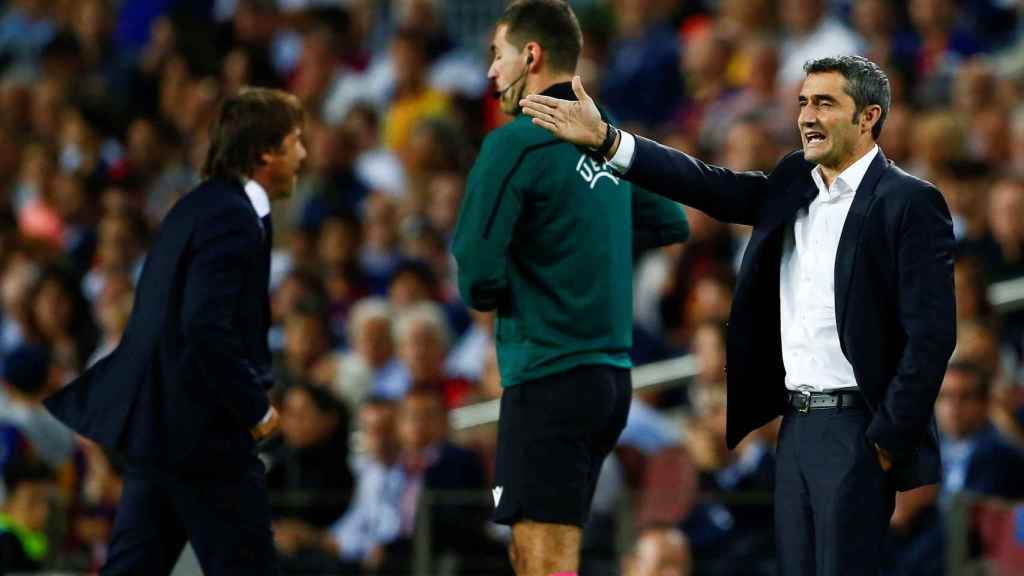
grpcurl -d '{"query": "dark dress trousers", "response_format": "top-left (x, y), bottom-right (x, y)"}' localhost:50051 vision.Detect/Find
top-left (621, 139), bottom-right (957, 575)
top-left (44, 177), bottom-right (278, 575)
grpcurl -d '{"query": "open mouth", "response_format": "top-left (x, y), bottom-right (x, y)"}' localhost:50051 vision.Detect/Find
top-left (805, 131), bottom-right (826, 145)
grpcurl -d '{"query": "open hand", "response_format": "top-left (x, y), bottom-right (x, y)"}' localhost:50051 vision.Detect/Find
top-left (520, 76), bottom-right (606, 149)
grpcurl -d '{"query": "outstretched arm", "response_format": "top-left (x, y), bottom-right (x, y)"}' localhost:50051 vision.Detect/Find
top-left (520, 77), bottom-right (768, 225)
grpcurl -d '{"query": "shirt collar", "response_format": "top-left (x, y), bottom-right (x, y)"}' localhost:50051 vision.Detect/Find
top-left (539, 81), bottom-right (577, 101)
top-left (811, 144), bottom-right (879, 199)
top-left (244, 179), bottom-right (271, 218)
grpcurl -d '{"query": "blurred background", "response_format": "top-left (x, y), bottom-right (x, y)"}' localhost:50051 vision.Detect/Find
top-left (0, 0), bottom-right (1021, 574)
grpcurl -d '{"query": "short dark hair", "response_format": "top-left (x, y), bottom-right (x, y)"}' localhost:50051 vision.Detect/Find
top-left (945, 359), bottom-right (992, 398)
top-left (498, 0), bottom-right (582, 74)
top-left (3, 457), bottom-right (55, 494)
top-left (391, 259), bottom-right (437, 291)
top-left (1, 345), bottom-right (51, 396)
top-left (202, 87), bottom-right (304, 181)
top-left (804, 55), bottom-right (890, 140)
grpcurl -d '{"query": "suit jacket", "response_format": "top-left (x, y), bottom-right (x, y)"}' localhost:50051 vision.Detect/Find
top-left (44, 178), bottom-right (273, 468)
top-left (962, 425), bottom-right (1024, 500)
top-left (624, 138), bottom-right (956, 490)
top-left (378, 442), bottom-right (493, 575)
top-left (423, 442), bottom-right (487, 546)
top-left (422, 442), bottom-right (504, 575)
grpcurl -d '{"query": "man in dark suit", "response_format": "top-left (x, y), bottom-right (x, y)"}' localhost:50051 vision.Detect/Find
top-left (521, 55), bottom-right (956, 575)
top-left (43, 87), bottom-right (307, 575)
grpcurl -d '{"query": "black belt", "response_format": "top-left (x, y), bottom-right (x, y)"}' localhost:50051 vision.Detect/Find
top-left (787, 390), bottom-right (865, 413)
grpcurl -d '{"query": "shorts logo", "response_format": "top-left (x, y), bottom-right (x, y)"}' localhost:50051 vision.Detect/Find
top-left (576, 155), bottom-right (620, 189)
top-left (492, 486), bottom-right (503, 507)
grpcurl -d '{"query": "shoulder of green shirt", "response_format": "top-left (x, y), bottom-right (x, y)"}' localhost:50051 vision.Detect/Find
top-left (470, 114), bottom-right (569, 190)
top-left (483, 114), bottom-right (565, 151)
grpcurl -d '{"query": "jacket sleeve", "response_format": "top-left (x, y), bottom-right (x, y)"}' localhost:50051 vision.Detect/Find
top-left (865, 185), bottom-right (957, 460)
top-left (632, 185), bottom-right (690, 251)
top-left (452, 134), bottom-right (526, 311)
top-left (623, 135), bottom-right (774, 225)
top-left (180, 208), bottom-right (270, 428)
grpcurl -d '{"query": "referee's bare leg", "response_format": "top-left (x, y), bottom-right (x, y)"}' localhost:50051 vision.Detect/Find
top-left (510, 520), bottom-right (580, 576)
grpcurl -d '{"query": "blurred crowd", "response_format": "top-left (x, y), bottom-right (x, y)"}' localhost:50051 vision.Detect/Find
top-left (0, 0), bottom-right (1022, 574)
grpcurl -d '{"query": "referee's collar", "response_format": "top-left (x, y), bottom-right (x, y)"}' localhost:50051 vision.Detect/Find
top-left (538, 81), bottom-right (576, 102)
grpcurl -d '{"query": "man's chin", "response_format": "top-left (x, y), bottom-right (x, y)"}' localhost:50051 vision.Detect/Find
top-left (501, 86), bottom-right (526, 116)
top-left (802, 146), bottom-right (825, 163)
top-left (271, 180), bottom-right (298, 200)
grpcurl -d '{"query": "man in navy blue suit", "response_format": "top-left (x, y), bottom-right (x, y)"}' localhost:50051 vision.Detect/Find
top-left (43, 87), bottom-right (307, 575)
top-left (522, 55), bottom-right (956, 575)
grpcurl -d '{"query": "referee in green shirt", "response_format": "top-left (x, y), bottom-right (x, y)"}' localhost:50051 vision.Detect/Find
top-left (452, 2), bottom-right (689, 574)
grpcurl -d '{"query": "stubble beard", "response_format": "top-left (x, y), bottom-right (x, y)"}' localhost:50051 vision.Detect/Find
top-left (501, 80), bottom-right (527, 116)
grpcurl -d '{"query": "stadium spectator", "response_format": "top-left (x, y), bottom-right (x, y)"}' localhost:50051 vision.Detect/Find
top-left (272, 396), bottom-right (402, 573)
top-left (623, 525), bottom-right (692, 576)
top-left (394, 301), bottom-right (472, 409)
top-left (0, 457), bottom-right (56, 572)
top-left (267, 383), bottom-right (354, 528)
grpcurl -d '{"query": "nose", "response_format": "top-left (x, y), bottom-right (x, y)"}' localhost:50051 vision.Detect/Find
top-left (799, 106), bottom-right (817, 128)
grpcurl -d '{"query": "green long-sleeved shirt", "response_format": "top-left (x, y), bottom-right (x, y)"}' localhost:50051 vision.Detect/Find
top-left (453, 83), bottom-right (689, 387)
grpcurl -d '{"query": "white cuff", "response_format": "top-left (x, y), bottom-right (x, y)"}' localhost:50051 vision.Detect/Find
top-left (606, 130), bottom-right (636, 174)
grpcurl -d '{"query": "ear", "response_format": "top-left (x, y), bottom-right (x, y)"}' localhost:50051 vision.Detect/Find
top-left (860, 104), bottom-right (882, 135)
top-left (259, 147), bottom-right (280, 166)
top-left (524, 41), bottom-right (541, 70)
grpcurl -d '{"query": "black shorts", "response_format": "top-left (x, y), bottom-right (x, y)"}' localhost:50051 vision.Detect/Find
top-left (492, 364), bottom-right (632, 527)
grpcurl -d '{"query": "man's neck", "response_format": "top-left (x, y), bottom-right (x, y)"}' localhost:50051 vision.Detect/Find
top-left (525, 73), bottom-right (575, 98)
top-left (250, 173), bottom-right (274, 199)
top-left (818, 140), bottom-right (875, 188)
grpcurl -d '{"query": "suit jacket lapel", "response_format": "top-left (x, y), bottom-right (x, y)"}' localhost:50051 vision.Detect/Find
top-left (834, 150), bottom-right (888, 341)
top-left (761, 168), bottom-right (817, 234)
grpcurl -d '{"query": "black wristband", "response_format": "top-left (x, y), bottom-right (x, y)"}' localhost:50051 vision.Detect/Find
top-left (593, 123), bottom-right (618, 158)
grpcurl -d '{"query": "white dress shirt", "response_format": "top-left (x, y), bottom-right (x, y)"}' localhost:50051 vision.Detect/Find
top-left (244, 179), bottom-right (271, 218)
top-left (607, 130), bottom-right (637, 174)
top-left (781, 145), bottom-right (877, 393)
top-left (330, 456), bottom-right (405, 561)
top-left (608, 131), bottom-right (879, 394)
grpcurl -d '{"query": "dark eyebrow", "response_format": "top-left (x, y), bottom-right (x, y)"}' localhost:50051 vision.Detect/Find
top-left (798, 94), bottom-right (838, 104)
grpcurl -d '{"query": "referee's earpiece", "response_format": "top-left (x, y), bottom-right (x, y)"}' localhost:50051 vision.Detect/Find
top-left (526, 53), bottom-right (534, 67)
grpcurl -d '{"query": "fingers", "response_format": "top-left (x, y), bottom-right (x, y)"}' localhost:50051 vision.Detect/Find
top-left (531, 117), bottom-right (559, 133)
top-left (520, 100), bottom-right (561, 121)
top-left (520, 101), bottom-right (561, 131)
top-left (571, 75), bottom-right (590, 102)
top-left (520, 102), bottom-right (560, 132)
top-left (519, 94), bottom-right (565, 109)
top-left (519, 98), bottom-right (557, 117)
top-left (520, 101), bottom-right (560, 128)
